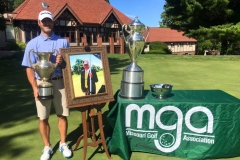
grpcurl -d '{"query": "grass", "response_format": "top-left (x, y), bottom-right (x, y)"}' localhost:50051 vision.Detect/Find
top-left (1, 53), bottom-right (240, 160)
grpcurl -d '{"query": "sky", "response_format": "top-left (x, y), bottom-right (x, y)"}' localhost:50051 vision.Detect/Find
top-left (110, 0), bottom-right (165, 27)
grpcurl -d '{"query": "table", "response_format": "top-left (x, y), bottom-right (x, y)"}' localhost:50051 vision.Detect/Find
top-left (107, 90), bottom-right (240, 160)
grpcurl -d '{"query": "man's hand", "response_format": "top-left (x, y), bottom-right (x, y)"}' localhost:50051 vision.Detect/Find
top-left (89, 72), bottom-right (93, 78)
top-left (56, 54), bottom-right (63, 65)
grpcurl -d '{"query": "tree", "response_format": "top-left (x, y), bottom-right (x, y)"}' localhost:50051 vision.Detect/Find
top-left (187, 23), bottom-right (240, 54)
top-left (161, 0), bottom-right (240, 33)
top-left (105, 0), bottom-right (110, 4)
top-left (0, 0), bottom-right (7, 31)
top-left (72, 59), bottom-right (83, 75)
top-left (0, 0), bottom-right (24, 31)
top-left (160, 0), bottom-right (240, 54)
top-left (12, 0), bottom-right (24, 10)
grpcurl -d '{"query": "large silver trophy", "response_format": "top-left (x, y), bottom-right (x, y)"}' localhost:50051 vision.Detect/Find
top-left (28, 49), bottom-right (59, 99)
top-left (119, 17), bottom-right (149, 99)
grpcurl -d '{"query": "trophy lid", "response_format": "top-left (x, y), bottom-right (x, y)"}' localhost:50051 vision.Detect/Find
top-left (129, 16), bottom-right (145, 27)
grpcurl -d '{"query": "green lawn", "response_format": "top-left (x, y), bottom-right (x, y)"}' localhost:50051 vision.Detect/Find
top-left (1, 53), bottom-right (240, 160)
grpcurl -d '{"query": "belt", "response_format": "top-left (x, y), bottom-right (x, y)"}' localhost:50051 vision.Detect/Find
top-left (51, 76), bottom-right (63, 80)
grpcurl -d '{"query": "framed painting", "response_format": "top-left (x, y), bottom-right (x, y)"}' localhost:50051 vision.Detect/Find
top-left (60, 46), bottom-right (114, 108)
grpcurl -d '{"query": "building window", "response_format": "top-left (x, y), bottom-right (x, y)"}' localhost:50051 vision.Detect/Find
top-left (81, 27), bottom-right (97, 43)
top-left (100, 27), bottom-right (118, 42)
top-left (111, 30), bottom-right (117, 42)
top-left (93, 32), bottom-right (97, 42)
top-left (101, 28), bottom-right (109, 42)
top-left (24, 23), bottom-right (40, 43)
top-left (5, 24), bottom-right (15, 41)
top-left (25, 25), bottom-right (31, 42)
top-left (54, 26), bottom-right (76, 43)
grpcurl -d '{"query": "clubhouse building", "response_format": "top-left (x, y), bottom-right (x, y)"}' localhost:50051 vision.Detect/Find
top-left (0, 0), bottom-right (197, 54)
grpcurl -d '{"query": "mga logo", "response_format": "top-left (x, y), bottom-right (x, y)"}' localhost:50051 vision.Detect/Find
top-left (125, 104), bottom-right (214, 153)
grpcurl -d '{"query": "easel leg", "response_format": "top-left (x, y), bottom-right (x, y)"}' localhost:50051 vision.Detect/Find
top-left (82, 110), bottom-right (88, 160)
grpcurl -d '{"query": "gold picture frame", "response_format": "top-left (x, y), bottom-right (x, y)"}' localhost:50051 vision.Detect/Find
top-left (61, 46), bottom-right (114, 108)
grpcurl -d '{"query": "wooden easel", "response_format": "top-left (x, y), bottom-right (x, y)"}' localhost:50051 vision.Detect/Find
top-left (72, 103), bottom-right (111, 160)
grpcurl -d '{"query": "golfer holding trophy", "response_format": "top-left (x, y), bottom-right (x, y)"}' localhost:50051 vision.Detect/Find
top-left (21, 10), bottom-right (72, 160)
top-left (120, 17), bottom-right (149, 99)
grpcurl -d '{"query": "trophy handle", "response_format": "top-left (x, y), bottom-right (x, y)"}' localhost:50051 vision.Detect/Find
top-left (142, 26), bottom-right (150, 42)
top-left (122, 24), bottom-right (131, 34)
top-left (122, 24), bottom-right (131, 42)
top-left (28, 49), bottom-right (36, 69)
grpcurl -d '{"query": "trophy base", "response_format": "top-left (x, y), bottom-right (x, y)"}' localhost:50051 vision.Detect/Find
top-left (38, 82), bottom-right (53, 100)
top-left (38, 95), bottom-right (54, 100)
top-left (120, 63), bottom-right (144, 99)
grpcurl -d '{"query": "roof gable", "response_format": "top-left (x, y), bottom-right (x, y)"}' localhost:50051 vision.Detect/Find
top-left (54, 4), bottom-right (83, 25)
top-left (13, 0), bottom-right (132, 25)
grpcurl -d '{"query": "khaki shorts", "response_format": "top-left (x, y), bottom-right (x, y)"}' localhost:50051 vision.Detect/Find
top-left (35, 79), bottom-right (69, 120)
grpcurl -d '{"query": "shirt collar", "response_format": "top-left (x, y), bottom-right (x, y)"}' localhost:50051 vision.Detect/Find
top-left (39, 33), bottom-right (55, 41)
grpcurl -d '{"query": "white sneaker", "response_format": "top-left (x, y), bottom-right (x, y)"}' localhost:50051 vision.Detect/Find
top-left (59, 142), bottom-right (72, 158)
top-left (40, 146), bottom-right (53, 160)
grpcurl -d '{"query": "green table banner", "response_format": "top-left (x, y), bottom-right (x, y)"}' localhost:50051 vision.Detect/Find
top-left (107, 90), bottom-right (240, 160)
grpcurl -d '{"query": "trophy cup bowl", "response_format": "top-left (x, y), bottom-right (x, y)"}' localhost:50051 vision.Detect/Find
top-left (28, 49), bottom-right (59, 99)
top-left (119, 17), bottom-right (149, 99)
top-left (150, 84), bottom-right (173, 99)
top-left (122, 17), bottom-right (149, 64)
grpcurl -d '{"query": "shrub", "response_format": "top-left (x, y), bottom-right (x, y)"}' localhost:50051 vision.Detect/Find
top-left (146, 50), bottom-right (170, 54)
top-left (5, 41), bottom-right (26, 51)
top-left (17, 41), bottom-right (26, 50)
top-left (148, 41), bottom-right (172, 54)
top-left (150, 41), bottom-right (165, 50)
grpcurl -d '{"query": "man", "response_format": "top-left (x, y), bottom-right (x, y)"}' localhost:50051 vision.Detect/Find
top-left (81, 60), bottom-right (98, 95)
top-left (22, 10), bottom-right (72, 160)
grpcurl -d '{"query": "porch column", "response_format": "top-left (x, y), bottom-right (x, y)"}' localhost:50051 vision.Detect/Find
top-left (119, 37), bottom-right (124, 54)
top-left (76, 29), bottom-right (80, 46)
top-left (97, 37), bottom-right (102, 47)
top-left (81, 37), bottom-right (87, 47)
top-left (109, 37), bottom-right (114, 54)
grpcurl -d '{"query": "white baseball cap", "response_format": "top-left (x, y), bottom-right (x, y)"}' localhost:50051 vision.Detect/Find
top-left (38, 10), bottom-right (53, 21)
top-left (83, 60), bottom-right (89, 65)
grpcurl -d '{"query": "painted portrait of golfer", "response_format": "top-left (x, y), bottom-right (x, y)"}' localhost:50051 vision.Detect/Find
top-left (80, 60), bottom-right (98, 95)
top-left (69, 53), bottom-right (105, 97)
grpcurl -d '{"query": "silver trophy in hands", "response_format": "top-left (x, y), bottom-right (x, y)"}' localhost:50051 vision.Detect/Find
top-left (120, 17), bottom-right (149, 99)
top-left (28, 49), bottom-right (59, 99)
